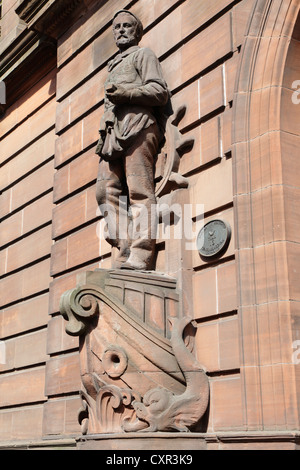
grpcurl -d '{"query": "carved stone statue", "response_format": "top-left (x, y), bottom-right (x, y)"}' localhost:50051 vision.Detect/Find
top-left (59, 10), bottom-right (208, 449)
top-left (95, 10), bottom-right (170, 271)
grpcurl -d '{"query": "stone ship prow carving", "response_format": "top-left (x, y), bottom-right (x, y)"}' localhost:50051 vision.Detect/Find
top-left (60, 269), bottom-right (209, 435)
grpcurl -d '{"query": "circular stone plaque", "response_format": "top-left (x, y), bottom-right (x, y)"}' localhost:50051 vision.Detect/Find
top-left (197, 219), bottom-right (231, 259)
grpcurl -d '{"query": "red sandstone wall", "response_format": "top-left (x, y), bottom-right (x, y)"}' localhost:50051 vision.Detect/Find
top-left (0, 0), bottom-right (255, 444)
top-left (0, 67), bottom-right (56, 439)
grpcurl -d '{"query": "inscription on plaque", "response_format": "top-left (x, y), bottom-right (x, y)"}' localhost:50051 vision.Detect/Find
top-left (197, 219), bottom-right (231, 259)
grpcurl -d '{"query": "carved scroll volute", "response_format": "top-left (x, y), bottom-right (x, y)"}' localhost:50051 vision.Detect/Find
top-left (59, 286), bottom-right (99, 336)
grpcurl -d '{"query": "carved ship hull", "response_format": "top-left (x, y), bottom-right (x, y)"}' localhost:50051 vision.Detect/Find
top-left (60, 269), bottom-right (209, 435)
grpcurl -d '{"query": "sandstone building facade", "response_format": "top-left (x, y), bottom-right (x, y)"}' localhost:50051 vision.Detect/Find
top-left (0, 0), bottom-right (300, 450)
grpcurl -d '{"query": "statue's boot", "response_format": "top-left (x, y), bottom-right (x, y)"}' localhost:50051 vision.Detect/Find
top-left (120, 242), bottom-right (154, 271)
top-left (113, 240), bottom-right (130, 269)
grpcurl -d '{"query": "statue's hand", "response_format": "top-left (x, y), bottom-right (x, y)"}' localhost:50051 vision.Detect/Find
top-left (106, 84), bottom-right (129, 105)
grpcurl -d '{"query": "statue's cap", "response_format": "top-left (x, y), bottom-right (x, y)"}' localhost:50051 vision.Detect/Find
top-left (113, 10), bottom-right (142, 24)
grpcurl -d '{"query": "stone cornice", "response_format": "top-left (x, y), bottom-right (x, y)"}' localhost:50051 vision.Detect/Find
top-left (0, 27), bottom-right (56, 110)
top-left (15, 0), bottom-right (86, 38)
top-left (0, 29), bottom-right (43, 80)
top-left (0, 0), bottom-right (87, 109)
top-left (15, 0), bottom-right (53, 24)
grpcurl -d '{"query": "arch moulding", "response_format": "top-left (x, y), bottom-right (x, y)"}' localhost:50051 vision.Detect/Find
top-left (232, 0), bottom-right (300, 432)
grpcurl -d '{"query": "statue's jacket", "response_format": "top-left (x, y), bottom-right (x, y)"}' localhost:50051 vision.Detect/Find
top-left (97, 46), bottom-right (169, 160)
